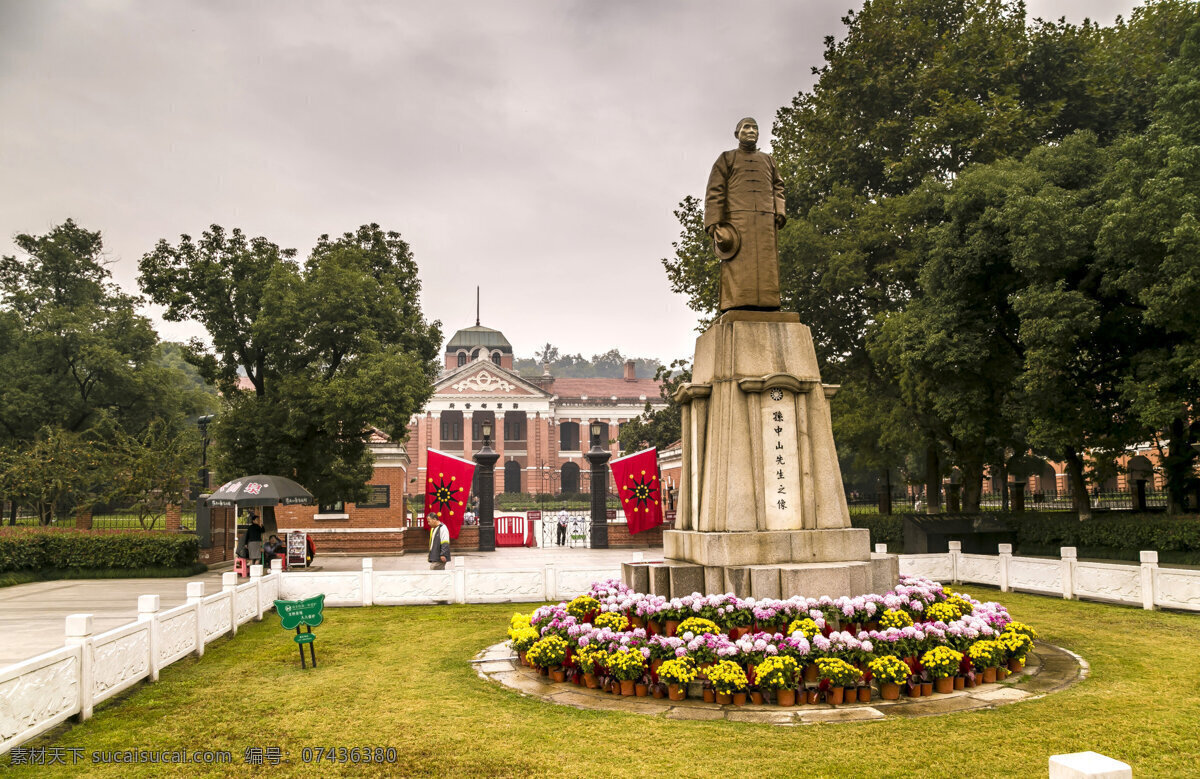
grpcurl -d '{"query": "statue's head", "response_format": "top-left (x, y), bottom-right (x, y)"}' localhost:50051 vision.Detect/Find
top-left (734, 117), bottom-right (758, 146)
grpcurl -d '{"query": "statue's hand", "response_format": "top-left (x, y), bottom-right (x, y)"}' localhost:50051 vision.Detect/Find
top-left (775, 214), bottom-right (787, 230)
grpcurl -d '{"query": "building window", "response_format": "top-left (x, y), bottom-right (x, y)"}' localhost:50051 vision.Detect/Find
top-left (441, 412), bottom-right (462, 441)
top-left (559, 421), bottom-right (580, 451)
top-left (561, 462), bottom-right (580, 494)
top-left (504, 460), bottom-right (521, 493)
top-left (504, 413), bottom-right (526, 442)
top-left (491, 351), bottom-right (502, 366)
top-left (457, 351), bottom-right (467, 367)
top-left (319, 501), bottom-right (345, 513)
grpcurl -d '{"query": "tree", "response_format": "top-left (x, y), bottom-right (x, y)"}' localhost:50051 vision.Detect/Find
top-left (618, 360), bottom-right (691, 453)
top-left (0, 428), bottom-right (110, 524)
top-left (104, 420), bottom-right (200, 529)
top-left (1097, 18), bottom-right (1200, 512)
top-left (139, 224), bottom-right (442, 507)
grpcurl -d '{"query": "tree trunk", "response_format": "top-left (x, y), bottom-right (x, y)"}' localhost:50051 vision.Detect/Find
top-left (878, 469), bottom-right (893, 515)
top-left (1000, 459), bottom-right (1010, 513)
top-left (1164, 416), bottom-right (1195, 516)
top-left (1063, 446), bottom-right (1091, 521)
top-left (924, 444), bottom-right (942, 514)
top-left (960, 460), bottom-right (983, 513)
top-left (7, 500), bottom-right (15, 526)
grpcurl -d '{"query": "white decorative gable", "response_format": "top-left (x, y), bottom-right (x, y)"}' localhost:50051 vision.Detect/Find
top-left (451, 370), bottom-right (515, 394)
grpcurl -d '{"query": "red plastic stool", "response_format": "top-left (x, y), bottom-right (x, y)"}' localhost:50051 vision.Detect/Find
top-left (234, 557), bottom-right (249, 577)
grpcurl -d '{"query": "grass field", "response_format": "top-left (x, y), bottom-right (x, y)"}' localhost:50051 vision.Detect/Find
top-left (8, 588), bottom-right (1199, 778)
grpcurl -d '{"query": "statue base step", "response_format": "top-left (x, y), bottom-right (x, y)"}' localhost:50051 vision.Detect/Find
top-left (622, 555), bottom-right (899, 601)
top-left (663, 528), bottom-right (870, 567)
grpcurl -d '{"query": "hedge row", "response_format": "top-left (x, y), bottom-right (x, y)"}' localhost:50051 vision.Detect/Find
top-left (852, 511), bottom-right (1200, 557)
top-left (0, 528), bottom-right (199, 573)
top-left (850, 515), bottom-right (903, 550)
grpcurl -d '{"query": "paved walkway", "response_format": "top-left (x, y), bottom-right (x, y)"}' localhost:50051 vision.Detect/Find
top-left (0, 547), bottom-right (653, 667)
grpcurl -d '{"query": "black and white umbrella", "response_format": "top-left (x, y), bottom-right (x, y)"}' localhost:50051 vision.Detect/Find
top-left (208, 475), bottom-right (315, 508)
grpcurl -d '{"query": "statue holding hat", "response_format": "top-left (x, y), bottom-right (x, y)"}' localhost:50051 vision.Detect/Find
top-left (704, 117), bottom-right (786, 312)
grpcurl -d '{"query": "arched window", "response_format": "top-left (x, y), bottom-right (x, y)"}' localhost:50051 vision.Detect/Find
top-left (457, 351), bottom-right (467, 367)
top-left (491, 351), bottom-right (502, 366)
top-left (504, 460), bottom-right (521, 493)
top-left (560, 462), bottom-right (580, 494)
top-left (559, 421), bottom-right (580, 451)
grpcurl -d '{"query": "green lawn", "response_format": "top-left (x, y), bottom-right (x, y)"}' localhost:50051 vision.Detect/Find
top-left (8, 588), bottom-right (1199, 778)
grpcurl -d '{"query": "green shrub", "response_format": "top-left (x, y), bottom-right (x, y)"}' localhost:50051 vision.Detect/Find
top-left (851, 515), bottom-right (903, 550)
top-left (0, 528), bottom-right (199, 573)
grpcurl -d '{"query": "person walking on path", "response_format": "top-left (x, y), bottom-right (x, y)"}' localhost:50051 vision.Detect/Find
top-left (242, 512), bottom-right (264, 567)
top-left (428, 514), bottom-right (451, 570)
top-left (556, 508), bottom-right (568, 546)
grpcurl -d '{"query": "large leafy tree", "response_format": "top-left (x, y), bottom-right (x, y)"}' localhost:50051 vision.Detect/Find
top-left (139, 224), bottom-right (442, 508)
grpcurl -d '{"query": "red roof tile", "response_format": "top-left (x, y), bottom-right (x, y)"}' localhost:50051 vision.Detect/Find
top-left (549, 377), bottom-right (662, 401)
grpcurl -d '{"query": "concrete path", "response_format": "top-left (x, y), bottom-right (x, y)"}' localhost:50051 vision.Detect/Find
top-left (0, 547), bottom-right (657, 667)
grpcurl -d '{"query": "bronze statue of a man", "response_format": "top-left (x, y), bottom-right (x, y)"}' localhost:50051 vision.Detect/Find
top-left (704, 117), bottom-right (786, 312)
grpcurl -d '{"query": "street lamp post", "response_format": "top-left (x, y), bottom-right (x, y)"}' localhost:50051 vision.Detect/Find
top-left (196, 415), bottom-right (214, 493)
top-left (475, 421), bottom-right (499, 552)
top-left (585, 421), bottom-right (611, 549)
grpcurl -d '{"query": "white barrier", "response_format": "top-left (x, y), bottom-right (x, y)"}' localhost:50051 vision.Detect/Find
top-left (0, 562), bottom-right (280, 757)
top-left (900, 541), bottom-right (1200, 612)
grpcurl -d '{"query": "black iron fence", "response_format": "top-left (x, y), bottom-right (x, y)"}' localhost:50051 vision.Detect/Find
top-left (846, 488), bottom-right (1171, 515)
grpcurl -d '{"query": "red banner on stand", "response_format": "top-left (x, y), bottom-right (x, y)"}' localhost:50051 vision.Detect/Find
top-left (425, 448), bottom-right (476, 539)
top-left (610, 447), bottom-right (664, 534)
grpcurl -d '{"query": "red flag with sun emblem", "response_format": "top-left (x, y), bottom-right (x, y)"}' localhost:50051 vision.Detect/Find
top-left (425, 448), bottom-right (476, 539)
top-left (610, 447), bottom-right (663, 534)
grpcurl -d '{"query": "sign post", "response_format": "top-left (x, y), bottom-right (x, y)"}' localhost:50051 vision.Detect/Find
top-left (273, 594), bottom-right (324, 669)
top-left (286, 531), bottom-right (308, 569)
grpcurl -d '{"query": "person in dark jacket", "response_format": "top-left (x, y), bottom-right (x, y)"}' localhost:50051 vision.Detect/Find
top-left (242, 512), bottom-right (264, 564)
top-left (428, 514), bottom-right (451, 570)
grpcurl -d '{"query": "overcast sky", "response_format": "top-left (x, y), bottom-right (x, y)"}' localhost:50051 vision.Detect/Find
top-left (0, 0), bottom-right (1141, 364)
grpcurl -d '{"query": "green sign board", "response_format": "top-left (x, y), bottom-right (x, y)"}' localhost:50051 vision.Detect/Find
top-left (274, 594), bottom-right (325, 629)
top-left (294, 632), bottom-right (316, 645)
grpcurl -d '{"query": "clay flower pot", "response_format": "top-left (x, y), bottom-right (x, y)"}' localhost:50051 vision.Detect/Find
top-left (934, 677), bottom-right (953, 694)
top-left (703, 688), bottom-right (716, 703)
top-left (983, 667), bottom-right (997, 684)
top-left (583, 673), bottom-right (599, 688)
top-left (630, 616), bottom-right (645, 629)
top-left (806, 689), bottom-right (819, 704)
top-left (651, 685), bottom-right (666, 699)
top-left (635, 683), bottom-right (648, 697)
top-left (517, 651), bottom-right (526, 666)
top-left (828, 687), bottom-right (845, 705)
top-left (665, 619), bottom-right (680, 637)
top-left (668, 684), bottom-right (687, 701)
top-left (715, 692), bottom-right (733, 705)
top-left (538, 666), bottom-right (550, 677)
top-left (776, 689), bottom-right (796, 707)
top-left (750, 691), bottom-right (765, 705)
top-left (858, 686), bottom-right (871, 702)
top-left (803, 664), bottom-right (819, 683)
top-left (732, 692), bottom-right (747, 706)
top-left (880, 682), bottom-right (900, 701)
top-left (953, 676), bottom-right (965, 691)
top-left (920, 682), bottom-right (933, 697)
top-left (1008, 658), bottom-right (1024, 673)
top-left (550, 667), bottom-right (566, 683)
top-left (620, 680), bottom-right (635, 696)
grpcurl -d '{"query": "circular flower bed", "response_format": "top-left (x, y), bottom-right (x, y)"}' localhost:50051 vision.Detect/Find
top-left (507, 575), bottom-right (1038, 704)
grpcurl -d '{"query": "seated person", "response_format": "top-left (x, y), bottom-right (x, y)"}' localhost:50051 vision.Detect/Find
top-left (261, 534), bottom-right (284, 567)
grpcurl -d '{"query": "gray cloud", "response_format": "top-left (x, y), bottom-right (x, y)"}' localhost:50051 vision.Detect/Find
top-left (0, 0), bottom-right (1139, 363)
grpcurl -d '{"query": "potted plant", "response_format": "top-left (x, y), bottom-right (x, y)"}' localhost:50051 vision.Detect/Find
top-left (527, 635), bottom-right (568, 681)
top-left (510, 627), bottom-right (540, 666)
top-left (755, 656), bottom-right (799, 706)
top-left (576, 645), bottom-right (606, 689)
top-left (608, 647), bottom-right (646, 696)
top-left (921, 647), bottom-right (964, 694)
top-left (659, 657), bottom-right (697, 701)
top-left (677, 617), bottom-right (721, 637)
top-left (707, 660), bottom-right (748, 705)
top-left (1000, 629), bottom-right (1034, 672)
top-left (723, 600), bottom-right (754, 639)
top-left (593, 611), bottom-right (630, 632)
top-left (566, 594), bottom-right (601, 623)
top-left (968, 639), bottom-right (1004, 683)
top-left (867, 655), bottom-right (910, 700)
top-left (815, 657), bottom-right (861, 705)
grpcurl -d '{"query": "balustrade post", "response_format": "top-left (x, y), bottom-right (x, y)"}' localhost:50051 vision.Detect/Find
top-left (363, 558), bottom-right (374, 607)
top-left (250, 564), bottom-right (265, 620)
top-left (1139, 551), bottom-right (1158, 611)
top-left (544, 563), bottom-right (557, 602)
top-left (222, 572), bottom-right (238, 636)
top-left (947, 540), bottom-right (962, 584)
top-left (187, 581), bottom-right (205, 657)
top-left (65, 614), bottom-right (94, 721)
top-left (138, 595), bottom-right (161, 682)
top-left (998, 544), bottom-right (1012, 592)
top-left (1060, 547), bottom-right (1077, 600)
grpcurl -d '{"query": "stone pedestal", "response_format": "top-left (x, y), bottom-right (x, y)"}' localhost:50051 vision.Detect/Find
top-left (624, 311), bottom-right (898, 600)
